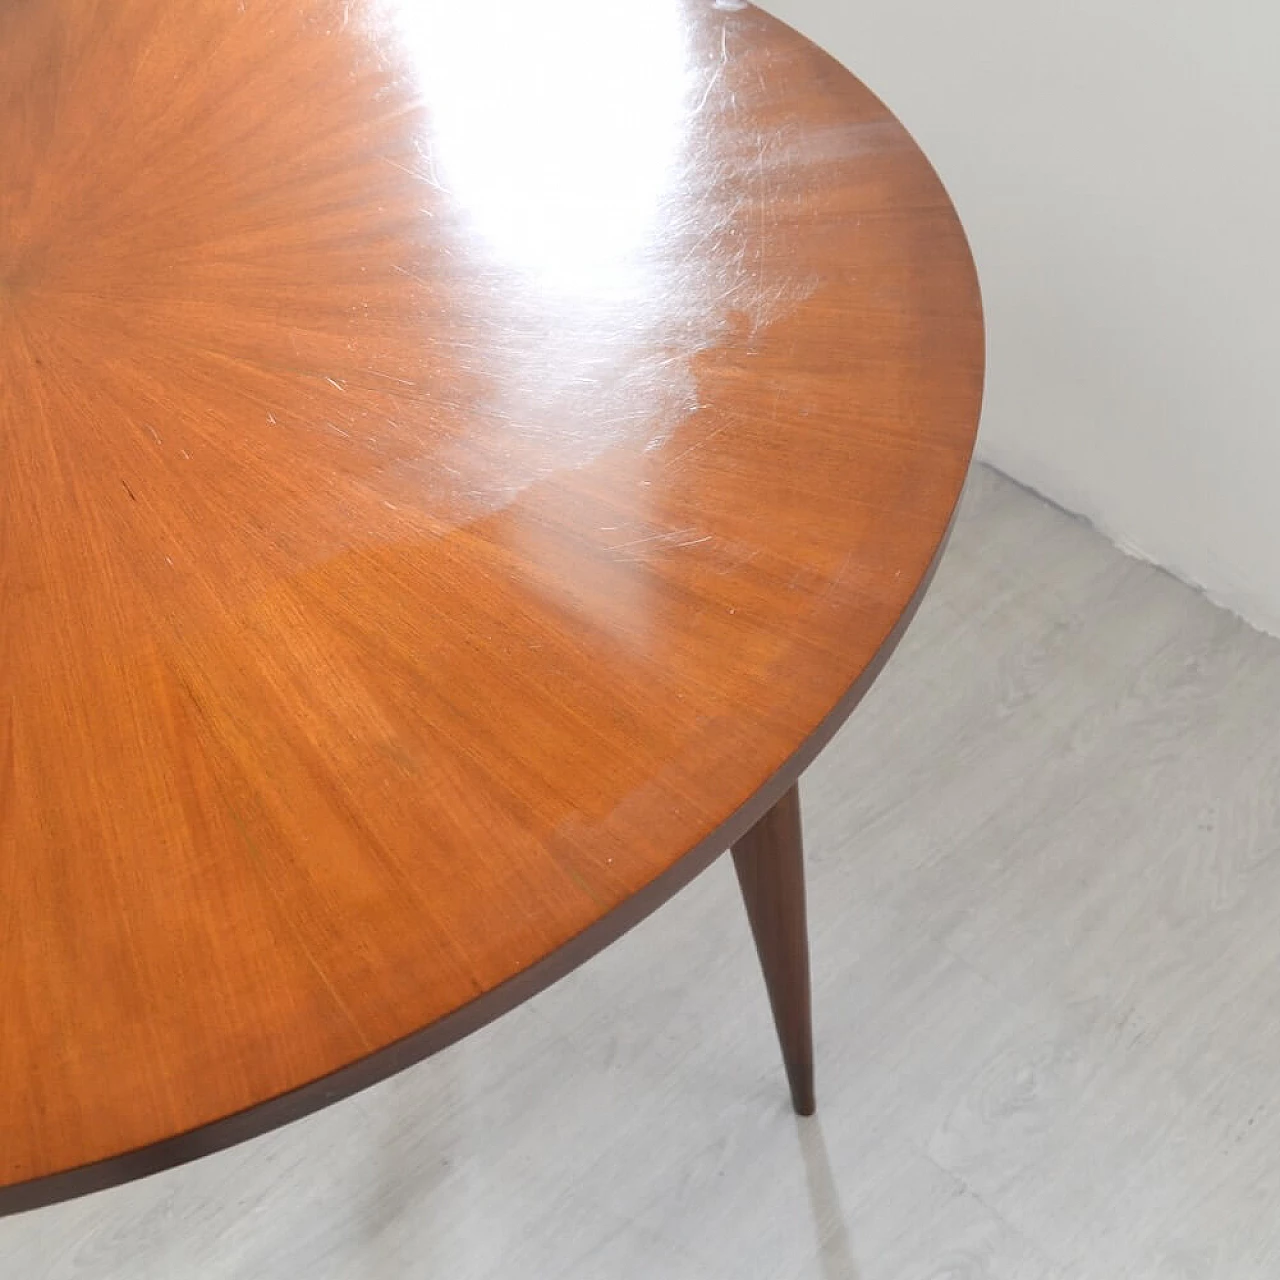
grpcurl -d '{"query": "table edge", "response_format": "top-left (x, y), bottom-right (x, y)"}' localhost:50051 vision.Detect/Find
top-left (0, 479), bottom-right (970, 1219)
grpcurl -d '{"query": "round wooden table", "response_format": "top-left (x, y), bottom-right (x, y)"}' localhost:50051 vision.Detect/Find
top-left (0, 0), bottom-right (982, 1215)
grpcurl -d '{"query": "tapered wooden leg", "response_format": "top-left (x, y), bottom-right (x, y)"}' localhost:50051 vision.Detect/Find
top-left (731, 783), bottom-right (815, 1115)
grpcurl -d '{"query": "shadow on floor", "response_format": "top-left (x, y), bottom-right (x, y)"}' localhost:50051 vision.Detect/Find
top-left (798, 1118), bottom-right (861, 1280)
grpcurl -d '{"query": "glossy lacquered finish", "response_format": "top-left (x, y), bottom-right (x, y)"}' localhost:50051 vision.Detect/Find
top-left (0, 0), bottom-right (982, 1210)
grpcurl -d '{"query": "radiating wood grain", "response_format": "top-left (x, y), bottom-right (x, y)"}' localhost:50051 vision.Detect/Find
top-left (0, 0), bottom-right (982, 1206)
top-left (15, 468), bottom-right (1280, 1276)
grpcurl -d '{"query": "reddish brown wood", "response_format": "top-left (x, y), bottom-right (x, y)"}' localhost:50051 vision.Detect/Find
top-left (732, 783), bottom-right (814, 1116)
top-left (0, 0), bottom-right (983, 1212)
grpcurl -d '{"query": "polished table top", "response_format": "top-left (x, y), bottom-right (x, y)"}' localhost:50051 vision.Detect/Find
top-left (0, 0), bottom-right (982, 1210)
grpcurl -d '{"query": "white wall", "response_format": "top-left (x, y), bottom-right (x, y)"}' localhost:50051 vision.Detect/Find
top-left (759, 0), bottom-right (1280, 634)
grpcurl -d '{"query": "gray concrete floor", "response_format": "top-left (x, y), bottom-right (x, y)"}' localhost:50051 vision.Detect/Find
top-left (7, 464), bottom-right (1280, 1278)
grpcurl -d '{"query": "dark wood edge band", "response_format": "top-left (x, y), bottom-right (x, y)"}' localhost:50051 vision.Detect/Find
top-left (0, 489), bottom-right (965, 1219)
